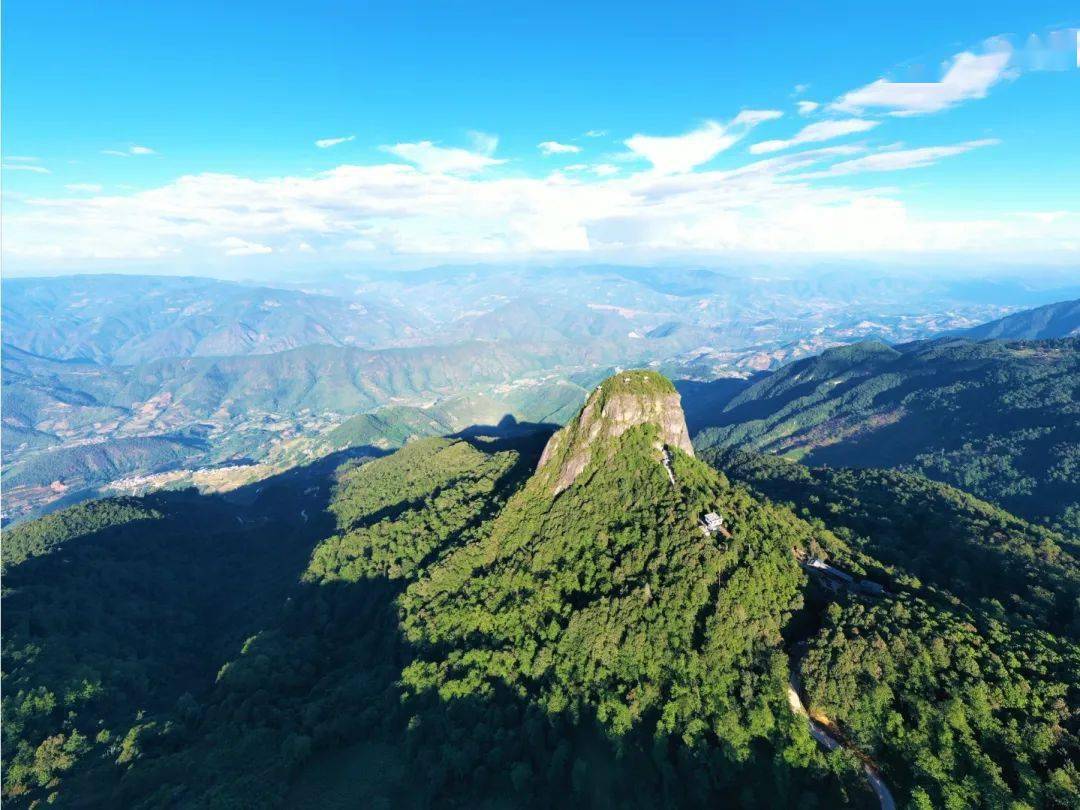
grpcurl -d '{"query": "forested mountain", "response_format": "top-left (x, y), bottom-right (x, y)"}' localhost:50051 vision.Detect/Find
top-left (693, 337), bottom-right (1080, 535)
top-left (4, 371), bottom-right (1077, 808)
top-left (702, 447), bottom-right (1080, 637)
top-left (957, 298), bottom-right (1080, 340)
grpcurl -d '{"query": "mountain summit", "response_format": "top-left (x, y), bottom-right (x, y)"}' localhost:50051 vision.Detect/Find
top-left (537, 369), bottom-right (693, 494)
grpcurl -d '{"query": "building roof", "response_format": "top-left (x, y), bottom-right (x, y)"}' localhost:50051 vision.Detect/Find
top-left (806, 558), bottom-right (854, 582)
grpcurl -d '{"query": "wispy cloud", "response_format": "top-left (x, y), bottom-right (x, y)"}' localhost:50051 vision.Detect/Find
top-left (538, 141), bottom-right (582, 155)
top-left (220, 236), bottom-right (272, 256)
top-left (751, 119), bottom-right (879, 154)
top-left (103, 145), bottom-right (157, 157)
top-left (796, 101), bottom-right (819, 115)
top-left (563, 163), bottom-right (619, 176)
top-left (800, 139), bottom-right (999, 177)
top-left (382, 135), bottom-right (505, 175)
top-left (583, 129), bottom-right (607, 138)
top-left (624, 110), bottom-right (782, 174)
top-left (1012, 29), bottom-right (1078, 72)
top-left (3, 163), bottom-right (50, 174)
top-left (315, 135), bottom-right (356, 149)
top-left (66, 183), bottom-right (104, 192)
top-left (833, 48), bottom-right (1012, 116)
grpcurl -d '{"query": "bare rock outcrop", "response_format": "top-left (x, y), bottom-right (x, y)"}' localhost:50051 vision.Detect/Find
top-left (537, 370), bottom-right (693, 495)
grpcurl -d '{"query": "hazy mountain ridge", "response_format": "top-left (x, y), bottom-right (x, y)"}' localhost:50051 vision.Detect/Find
top-left (7, 270), bottom-right (1055, 372)
top-left (1, 275), bottom-right (421, 364)
top-left (955, 297), bottom-right (1080, 340)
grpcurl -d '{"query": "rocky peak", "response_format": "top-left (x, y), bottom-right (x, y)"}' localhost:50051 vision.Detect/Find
top-left (537, 370), bottom-right (693, 495)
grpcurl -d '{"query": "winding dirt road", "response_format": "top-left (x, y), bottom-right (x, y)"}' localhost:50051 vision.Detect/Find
top-left (787, 676), bottom-right (896, 810)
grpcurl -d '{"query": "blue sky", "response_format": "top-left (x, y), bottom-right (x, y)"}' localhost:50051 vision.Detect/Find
top-left (2, 1), bottom-right (1078, 274)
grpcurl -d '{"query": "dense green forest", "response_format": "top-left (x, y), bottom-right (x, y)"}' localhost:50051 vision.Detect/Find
top-left (801, 595), bottom-right (1079, 808)
top-left (693, 337), bottom-right (1080, 535)
top-left (3, 370), bottom-right (1078, 808)
top-left (703, 447), bottom-right (1080, 806)
top-left (1, 477), bottom-right (328, 806)
top-left (704, 447), bottom-right (1080, 637)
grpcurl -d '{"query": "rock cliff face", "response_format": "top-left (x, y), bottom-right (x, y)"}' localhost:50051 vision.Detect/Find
top-left (537, 370), bottom-right (693, 495)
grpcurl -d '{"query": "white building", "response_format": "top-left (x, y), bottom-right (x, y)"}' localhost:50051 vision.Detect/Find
top-left (701, 512), bottom-right (725, 533)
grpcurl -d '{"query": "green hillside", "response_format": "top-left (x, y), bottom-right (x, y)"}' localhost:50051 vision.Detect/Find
top-left (3, 372), bottom-right (1077, 808)
top-left (394, 412), bottom-right (842, 806)
top-left (4, 435), bottom-right (207, 490)
top-left (693, 338), bottom-right (1080, 534)
top-left (0, 480), bottom-right (330, 806)
top-left (703, 447), bottom-right (1080, 637)
top-left (0, 341), bottom-right (560, 520)
top-left (308, 406), bottom-right (456, 455)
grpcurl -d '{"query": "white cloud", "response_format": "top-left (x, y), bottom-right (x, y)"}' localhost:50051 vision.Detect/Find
top-left (6, 33), bottom-right (1075, 267)
top-left (5, 156), bottom-right (41, 163)
top-left (5, 134), bottom-right (1055, 266)
top-left (103, 145), bottom-right (157, 157)
top-left (538, 141), bottom-right (582, 155)
top-left (315, 135), bottom-right (355, 148)
top-left (833, 48), bottom-right (1012, 116)
top-left (583, 129), bottom-right (607, 138)
top-left (560, 163), bottom-right (618, 177)
top-left (3, 163), bottom-right (50, 174)
top-left (382, 136), bottom-right (505, 175)
top-left (801, 139), bottom-right (999, 177)
top-left (751, 119), bottom-right (879, 154)
top-left (220, 237), bottom-right (272, 256)
top-left (731, 109), bottom-right (785, 127)
top-left (624, 111), bottom-right (782, 174)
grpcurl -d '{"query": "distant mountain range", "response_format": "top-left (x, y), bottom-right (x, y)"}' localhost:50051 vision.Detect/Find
top-left (10, 270), bottom-right (1074, 369)
top-left (1, 275), bottom-right (422, 365)
top-left (4, 272), bottom-right (1079, 524)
